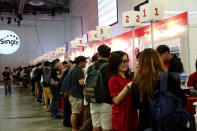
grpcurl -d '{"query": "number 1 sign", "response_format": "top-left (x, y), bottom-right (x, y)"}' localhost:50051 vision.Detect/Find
top-left (140, 2), bottom-right (164, 23)
top-left (122, 11), bottom-right (142, 28)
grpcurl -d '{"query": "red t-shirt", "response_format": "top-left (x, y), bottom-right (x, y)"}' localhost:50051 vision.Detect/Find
top-left (187, 72), bottom-right (197, 87)
top-left (108, 74), bottom-right (138, 131)
top-left (165, 56), bottom-right (173, 70)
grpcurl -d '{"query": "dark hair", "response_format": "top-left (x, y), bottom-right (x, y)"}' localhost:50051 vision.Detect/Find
top-left (136, 52), bottom-right (141, 59)
top-left (55, 59), bottom-right (60, 64)
top-left (36, 62), bottom-right (42, 67)
top-left (92, 54), bottom-right (98, 62)
top-left (156, 45), bottom-right (170, 55)
top-left (107, 51), bottom-right (132, 81)
top-left (63, 61), bottom-right (68, 65)
top-left (69, 60), bottom-right (74, 64)
top-left (5, 67), bottom-right (9, 70)
top-left (97, 44), bottom-right (111, 58)
top-left (51, 59), bottom-right (60, 66)
top-left (75, 56), bottom-right (86, 65)
top-left (196, 59), bottom-right (197, 71)
top-left (44, 61), bottom-right (50, 67)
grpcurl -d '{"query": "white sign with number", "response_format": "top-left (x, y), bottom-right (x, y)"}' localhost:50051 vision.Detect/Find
top-left (88, 30), bottom-right (102, 42)
top-left (44, 54), bottom-right (49, 59)
top-left (56, 47), bottom-right (65, 54)
top-left (96, 26), bottom-right (111, 38)
top-left (48, 51), bottom-right (56, 58)
top-left (71, 40), bottom-right (77, 49)
top-left (122, 11), bottom-right (142, 28)
top-left (140, 2), bottom-right (164, 23)
top-left (75, 38), bottom-right (85, 47)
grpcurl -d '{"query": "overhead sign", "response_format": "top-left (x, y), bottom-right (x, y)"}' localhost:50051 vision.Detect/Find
top-left (97, 0), bottom-right (118, 26)
top-left (96, 26), bottom-right (111, 38)
top-left (122, 11), bottom-right (142, 28)
top-left (88, 30), bottom-right (102, 42)
top-left (140, 2), bottom-right (164, 23)
top-left (0, 30), bottom-right (20, 54)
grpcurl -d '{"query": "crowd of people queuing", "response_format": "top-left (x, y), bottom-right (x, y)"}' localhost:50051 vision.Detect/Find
top-left (2, 44), bottom-right (197, 131)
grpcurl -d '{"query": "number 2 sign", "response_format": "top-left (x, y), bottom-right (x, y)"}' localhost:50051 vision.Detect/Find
top-left (122, 11), bottom-right (142, 28)
top-left (140, 2), bottom-right (164, 23)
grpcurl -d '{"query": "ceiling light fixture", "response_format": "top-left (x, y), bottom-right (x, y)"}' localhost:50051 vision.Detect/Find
top-left (29, 0), bottom-right (45, 6)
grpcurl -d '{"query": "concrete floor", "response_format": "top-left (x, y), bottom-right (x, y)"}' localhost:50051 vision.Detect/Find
top-left (0, 85), bottom-right (71, 131)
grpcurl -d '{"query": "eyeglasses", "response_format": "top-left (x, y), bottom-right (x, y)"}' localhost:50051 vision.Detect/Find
top-left (121, 60), bottom-right (129, 64)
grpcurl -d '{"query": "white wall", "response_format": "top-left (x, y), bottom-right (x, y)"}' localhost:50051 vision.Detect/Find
top-left (188, 25), bottom-right (197, 73)
top-left (0, 17), bottom-right (74, 80)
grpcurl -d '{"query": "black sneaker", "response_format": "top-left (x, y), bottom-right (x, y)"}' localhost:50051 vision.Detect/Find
top-left (51, 115), bottom-right (63, 120)
top-left (37, 99), bottom-right (42, 103)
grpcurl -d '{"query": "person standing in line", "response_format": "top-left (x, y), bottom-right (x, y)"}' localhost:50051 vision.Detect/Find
top-left (50, 59), bottom-right (62, 119)
top-left (87, 44), bottom-right (112, 131)
top-left (107, 51), bottom-right (138, 131)
top-left (79, 54), bottom-right (98, 131)
top-left (69, 56), bottom-right (87, 131)
top-left (17, 67), bottom-right (23, 93)
top-left (62, 60), bottom-right (73, 127)
top-left (30, 65), bottom-right (37, 96)
top-left (131, 48), bottom-right (186, 131)
top-left (156, 45), bottom-right (183, 74)
top-left (34, 63), bottom-right (43, 103)
top-left (2, 67), bottom-right (12, 95)
top-left (62, 61), bottom-right (68, 73)
top-left (42, 61), bottom-right (52, 112)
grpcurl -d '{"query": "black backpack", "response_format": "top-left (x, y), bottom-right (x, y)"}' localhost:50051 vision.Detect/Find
top-left (84, 63), bottom-right (108, 103)
top-left (42, 68), bottom-right (51, 86)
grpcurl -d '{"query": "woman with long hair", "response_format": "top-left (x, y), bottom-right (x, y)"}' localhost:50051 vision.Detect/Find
top-left (131, 48), bottom-right (186, 131)
top-left (107, 51), bottom-right (138, 131)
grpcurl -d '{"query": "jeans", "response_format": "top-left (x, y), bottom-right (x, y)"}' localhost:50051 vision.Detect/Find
top-left (37, 82), bottom-right (43, 101)
top-left (31, 79), bottom-right (35, 96)
top-left (50, 87), bottom-right (60, 115)
top-left (63, 97), bottom-right (71, 127)
top-left (4, 80), bottom-right (11, 94)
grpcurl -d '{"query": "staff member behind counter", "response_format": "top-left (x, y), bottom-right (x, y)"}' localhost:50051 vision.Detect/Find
top-left (187, 59), bottom-right (197, 91)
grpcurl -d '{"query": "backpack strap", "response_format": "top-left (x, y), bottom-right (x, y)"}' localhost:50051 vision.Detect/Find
top-left (160, 72), bottom-right (168, 93)
top-left (99, 63), bottom-right (108, 70)
top-left (91, 63), bottom-right (107, 71)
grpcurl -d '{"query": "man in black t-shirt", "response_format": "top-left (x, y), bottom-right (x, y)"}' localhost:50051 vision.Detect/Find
top-left (2, 67), bottom-right (12, 95)
top-left (50, 59), bottom-right (62, 119)
top-left (69, 56), bottom-right (86, 131)
top-left (34, 63), bottom-right (43, 102)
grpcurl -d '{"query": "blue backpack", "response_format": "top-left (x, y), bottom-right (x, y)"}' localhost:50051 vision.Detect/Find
top-left (149, 72), bottom-right (194, 131)
top-left (60, 69), bottom-right (72, 97)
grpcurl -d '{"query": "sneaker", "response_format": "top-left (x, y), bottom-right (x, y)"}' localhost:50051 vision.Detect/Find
top-left (51, 115), bottom-right (63, 120)
top-left (37, 99), bottom-right (42, 103)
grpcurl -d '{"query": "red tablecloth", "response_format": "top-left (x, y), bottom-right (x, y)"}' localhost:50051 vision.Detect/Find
top-left (185, 96), bottom-right (197, 124)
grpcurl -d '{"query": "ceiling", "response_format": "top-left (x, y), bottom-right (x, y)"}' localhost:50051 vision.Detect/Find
top-left (0, 0), bottom-right (70, 17)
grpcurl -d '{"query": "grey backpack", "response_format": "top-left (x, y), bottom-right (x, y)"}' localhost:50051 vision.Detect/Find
top-left (84, 63), bottom-right (108, 103)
